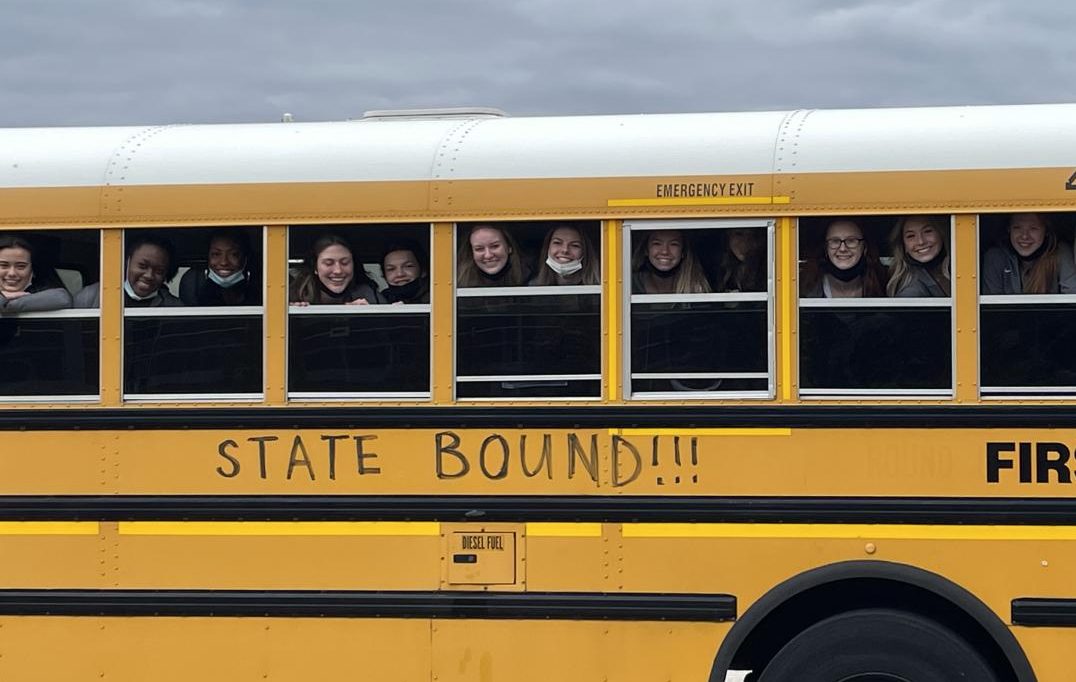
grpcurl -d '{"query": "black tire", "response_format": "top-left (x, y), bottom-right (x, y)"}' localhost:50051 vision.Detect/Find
top-left (757, 608), bottom-right (1001, 682)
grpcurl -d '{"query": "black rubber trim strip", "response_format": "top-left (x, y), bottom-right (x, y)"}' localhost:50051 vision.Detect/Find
top-left (4, 495), bottom-right (1076, 524)
top-left (0, 589), bottom-right (735, 621)
top-left (1012, 598), bottom-right (1076, 626)
top-left (6, 405), bottom-right (1076, 430)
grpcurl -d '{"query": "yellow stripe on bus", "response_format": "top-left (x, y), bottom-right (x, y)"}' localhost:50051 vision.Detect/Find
top-left (623, 523), bottom-right (1076, 541)
top-left (607, 196), bottom-right (792, 207)
top-left (527, 523), bottom-right (603, 538)
top-left (0, 522), bottom-right (99, 535)
top-left (610, 428), bottom-right (792, 437)
top-left (118, 522), bottom-right (440, 537)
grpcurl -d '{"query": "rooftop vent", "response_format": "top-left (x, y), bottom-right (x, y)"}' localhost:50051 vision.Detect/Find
top-left (359, 107), bottom-right (508, 121)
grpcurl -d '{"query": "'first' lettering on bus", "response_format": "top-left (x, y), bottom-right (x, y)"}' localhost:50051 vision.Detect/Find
top-left (986, 441), bottom-right (1074, 484)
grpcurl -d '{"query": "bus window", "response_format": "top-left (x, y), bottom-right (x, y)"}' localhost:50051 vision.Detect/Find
top-left (798, 215), bottom-right (953, 397)
top-left (625, 219), bottom-right (772, 398)
top-left (0, 229), bottom-right (99, 401)
top-left (455, 222), bottom-right (601, 399)
top-left (979, 212), bottom-right (1076, 395)
top-left (287, 225), bottom-right (431, 399)
top-left (122, 228), bottom-right (263, 400)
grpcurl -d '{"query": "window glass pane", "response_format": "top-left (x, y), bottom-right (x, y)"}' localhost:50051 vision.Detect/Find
top-left (454, 221), bottom-right (602, 399)
top-left (124, 316), bottom-right (262, 394)
top-left (289, 225), bottom-right (430, 305)
top-left (626, 221), bottom-right (772, 397)
top-left (981, 303), bottom-right (1076, 388)
top-left (631, 301), bottom-right (767, 373)
top-left (457, 294), bottom-right (601, 377)
top-left (979, 213), bottom-right (1076, 295)
top-left (800, 308), bottom-right (951, 390)
top-left (0, 230), bottom-right (100, 398)
top-left (0, 318), bottom-right (98, 396)
top-left (457, 222), bottom-right (601, 288)
top-left (287, 225), bottom-right (431, 397)
top-left (288, 313), bottom-right (430, 394)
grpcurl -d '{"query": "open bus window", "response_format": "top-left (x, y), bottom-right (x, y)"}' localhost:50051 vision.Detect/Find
top-left (455, 221), bottom-right (601, 399)
top-left (0, 229), bottom-right (99, 401)
top-left (625, 219), bottom-right (773, 398)
top-left (287, 224), bottom-right (431, 399)
top-left (122, 228), bottom-right (264, 400)
top-left (798, 215), bottom-right (953, 397)
top-left (979, 212), bottom-right (1076, 396)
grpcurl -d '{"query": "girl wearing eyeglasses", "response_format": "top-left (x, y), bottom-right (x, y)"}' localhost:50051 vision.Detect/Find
top-left (801, 220), bottom-right (884, 298)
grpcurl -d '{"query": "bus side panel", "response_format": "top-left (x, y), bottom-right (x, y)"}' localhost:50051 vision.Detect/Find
top-left (431, 620), bottom-right (729, 682)
top-left (0, 617), bottom-right (431, 681)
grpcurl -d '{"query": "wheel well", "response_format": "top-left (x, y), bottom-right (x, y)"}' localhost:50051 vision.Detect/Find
top-left (709, 561), bottom-right (1035, 682)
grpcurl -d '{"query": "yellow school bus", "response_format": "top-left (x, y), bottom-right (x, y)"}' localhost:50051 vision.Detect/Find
top-left (1, 103), bottom-right (1075, 681)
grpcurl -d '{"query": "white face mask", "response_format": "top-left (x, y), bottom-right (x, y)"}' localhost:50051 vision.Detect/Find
top-left (123, 279), bottom-right (159, 301)
top-left (545, 255), bottom-right (584, 277)
top-left (208, 269), bottom-right (246, 288)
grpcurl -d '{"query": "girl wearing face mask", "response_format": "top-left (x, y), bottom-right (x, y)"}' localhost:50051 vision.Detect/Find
top-left (801, 220), bottom-right (884, 298)
top-left (529, 225), bottom-right (599, 286)
top-left (179, 231), bottom-right (261, 306)
top-left (715, 228), bottom-right (766, 293)
top-left (0, 235), bottom-right (73, 312)
top-left (886, 216), bottom-right (951, 297)
top-left (290, 234), bottom-right (382, 306)
top-left (981, 213), bottom-right (1076, 294)
top-left (73, 234), bottom-right (185, 308)
top-left (380, 242), bottom-right (429, 304)
top-left (457, 225), bottom-right (526, 287)
top-left (631, 230), bottom-right (710, 294)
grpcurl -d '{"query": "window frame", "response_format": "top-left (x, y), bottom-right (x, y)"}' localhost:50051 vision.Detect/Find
top-left (795, 215), bottom-right (957, 400)
top-left (284, 223), bottom-right (434, 402)
top-left (452, 222), bottom-right (604, 402)
top-left (0, 228), bottom-right (102, 403)
top-left (121, 227), bottom-right (267, 403)
top-left (622, 218), bottom-right (776, 400)
top-left (976, 213), bottom-right (1076, 399)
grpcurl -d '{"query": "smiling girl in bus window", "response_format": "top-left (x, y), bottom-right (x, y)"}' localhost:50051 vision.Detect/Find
top-left (180, 230), bottom-right (260, 306)
top-left (529, 224), bottom-right (599, 286)
top-left (801, 220), bottom-right (884, 298)
top-left (457, 224), bottom-right (526, 287)
top-left (631, 230), bottom-right (710, 294)
top-left (76, 234), bottom-right (182, 308)
top-left (290, 234), bottom-right (382, 306)
top-left (380, 242), bottom-right (429, 304)
top-left (981, 213), bottom-right (1076, 294)
top-left (886, 216), bottom-right (951, 297)
top-left (123, 235), bottom-right (182, 307)
top-left (0, 235), bottom-right (72, 312)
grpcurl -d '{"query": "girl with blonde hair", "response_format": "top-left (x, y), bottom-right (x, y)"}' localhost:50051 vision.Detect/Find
top-left (631, 230), bottom-right (710, 294)
top-left (886, 215), bottom-right (951, 297)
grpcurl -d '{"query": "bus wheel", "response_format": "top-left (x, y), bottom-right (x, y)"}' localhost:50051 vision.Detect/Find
top-left (757, 608), bottom-right (1001, 682)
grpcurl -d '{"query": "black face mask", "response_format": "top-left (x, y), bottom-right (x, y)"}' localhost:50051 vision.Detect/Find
top-left (385, 277), bottom-right (424, 302)
top-left (825, 256), bottom-right (865, 282)
top-left (478, 260), bottom-right (510, 282)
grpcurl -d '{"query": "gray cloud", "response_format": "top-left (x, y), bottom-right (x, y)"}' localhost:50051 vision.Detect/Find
top-left (1, 0), bottom-right (1074, 126)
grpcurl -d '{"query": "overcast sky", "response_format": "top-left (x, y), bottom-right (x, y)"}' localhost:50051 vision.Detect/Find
top-left (3, 0), bottom-right (1075, 127)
